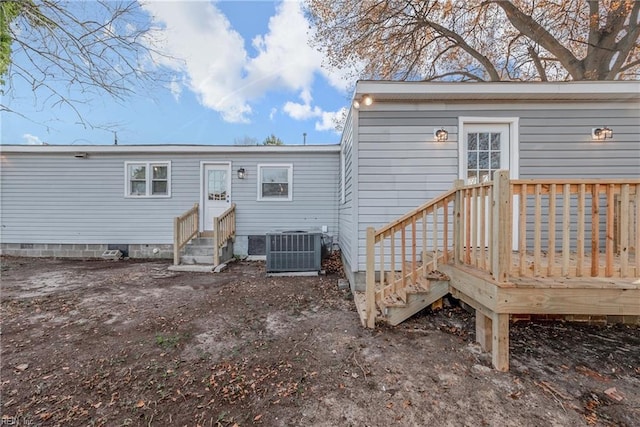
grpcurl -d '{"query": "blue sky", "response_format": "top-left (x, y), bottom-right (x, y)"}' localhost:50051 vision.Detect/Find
top-left (2, 1), bottom-right (354, 146)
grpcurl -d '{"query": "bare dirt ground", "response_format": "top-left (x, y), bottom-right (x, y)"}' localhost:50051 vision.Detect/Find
top-left (1, 254), bottom-right (638, 427)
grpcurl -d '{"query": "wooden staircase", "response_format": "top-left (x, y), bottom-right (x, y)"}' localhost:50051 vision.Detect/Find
top-left (358, 171), bottom-right (640, 371)
top-left (173, 203), bottom-right (236, 267)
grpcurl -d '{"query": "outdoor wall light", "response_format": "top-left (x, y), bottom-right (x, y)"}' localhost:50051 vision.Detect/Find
top-left (352, 94), bottom-right (374, 109)
top-left (434, 128), bottom-right (449, 142)
top-left (237, 168), bottom-right (246, 179)
top-left (592, 127), bottom-right (613, 140)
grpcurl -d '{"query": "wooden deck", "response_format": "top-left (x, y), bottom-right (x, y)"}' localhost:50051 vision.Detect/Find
top-left (361, 173), bottom-right (640, 371)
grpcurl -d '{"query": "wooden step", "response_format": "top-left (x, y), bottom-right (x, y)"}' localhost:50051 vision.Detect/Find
top-left (382, 279), bottom-right (450, 326)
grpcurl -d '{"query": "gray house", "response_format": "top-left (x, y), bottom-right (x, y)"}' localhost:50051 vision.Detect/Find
top-left (0, 145), bottom-right (339, 260)
top-left (1, 81), bottom-right (639, 288)
top-left (338, 81), bottom-right (640, 289)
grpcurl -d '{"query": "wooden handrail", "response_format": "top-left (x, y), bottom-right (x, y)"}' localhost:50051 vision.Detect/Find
top-left (213, 203), bottom-right (236, 265)
top-left (364, 171), bottom-right (639, 328)
top-left (365, 189), bottom-right (458, 328)
top-left (173, 203), bottom-right (199, 265)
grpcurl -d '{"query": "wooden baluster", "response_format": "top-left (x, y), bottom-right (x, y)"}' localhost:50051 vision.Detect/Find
top-left (443, 200), bottom-right (449, 264)
top-left (591, 184), bottom-right (600, 276)
top-left (411, 216), bottom-right (417, 285)
top-left (620, 184), bottom-right (630, 277)
top-left (488, 186), bottom-right (493, 271)
top-left (576, 184), bottom-right (585, 277)
top-left (534, 184), bottom-right (542, 276)
top-left (433, 205), bottom-right (438, 271)
top-left (465, 188), bottom-right (471, 265)
top-left (547, 184), bottom-right (556, 276)
top-left (422, 210), bottom-right (427, 274)
top-left (518, 184), bottom-right (527, 276)
top-left (401, 223), bottom-right (407, 288)
top-left (635, 185), bottom-right (640, 277)
top-left (479, 186), bottom-right (486, 271)
top-left (605, 184), bottom-right (615, 277)
top-left (380, 232), bottom-right (385, 287)
top-left (390, 227), bottom-right (396, 292)
top-left (561, 184), bottom-right (571, 277)
top-left (471, 187), bottom-right (478, 267)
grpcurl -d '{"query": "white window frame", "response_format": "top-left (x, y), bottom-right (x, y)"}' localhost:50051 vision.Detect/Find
top-left (257, 163), bottom-right (293, 201)
top-left (124, 161), bottom-right (171, 198)
top-left (457, 117), bottom-right (519, 181)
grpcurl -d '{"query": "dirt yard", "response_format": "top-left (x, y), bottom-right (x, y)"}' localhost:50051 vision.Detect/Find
top-left (1, 254), bottom-right (638, 426)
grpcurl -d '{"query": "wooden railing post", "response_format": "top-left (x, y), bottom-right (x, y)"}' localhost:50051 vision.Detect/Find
top-left (213, 215), bottom-right (220, 266)
top-left (492, 170), bottom-right (511, 283)
top-left (173, 216), bottom-right (180, 265)
top-left (365, 226), bottom-right (376, 328)
top-left (453, 179), bottom-right (464, 264)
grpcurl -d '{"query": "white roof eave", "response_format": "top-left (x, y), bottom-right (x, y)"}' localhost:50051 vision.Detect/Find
top-left (355, 80), bottom-right (640, 102)
top-left (0, 144), bottom-right (341, 154)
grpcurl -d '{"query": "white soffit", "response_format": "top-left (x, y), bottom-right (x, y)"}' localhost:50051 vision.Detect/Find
top-left (355, 81), bottom-right (640, 102)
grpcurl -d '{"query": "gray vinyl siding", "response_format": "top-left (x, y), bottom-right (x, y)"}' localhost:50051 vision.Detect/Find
top-left (338, 110), bottom-right (355, 270)
top-left (354, 103), bottom-right (640, 271)
top-left (0, 151), bottom-right (339, 251)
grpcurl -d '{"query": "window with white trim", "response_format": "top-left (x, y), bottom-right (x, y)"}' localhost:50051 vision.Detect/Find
top-left (257, 164), bottom-right (292, 201)
top-left (125, 161), bottom-right (171, 197)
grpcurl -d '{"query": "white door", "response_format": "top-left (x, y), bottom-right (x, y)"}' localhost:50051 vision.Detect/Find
top-left (461, 123), bottom-right (518, 250)
top-left (203, 164), bottom-right (231, 231)
top-left (462, 124), bottom-right (510, 184)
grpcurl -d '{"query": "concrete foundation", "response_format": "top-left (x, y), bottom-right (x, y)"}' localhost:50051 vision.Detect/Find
top-left (0, 243), bottom-right (173, 259)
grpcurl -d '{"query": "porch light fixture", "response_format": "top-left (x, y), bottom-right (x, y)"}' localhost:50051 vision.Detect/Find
top-left (434, 128), bottom-right (449, 142)
top-left (592, 127), bottom-right (613, 140)
top-left (352, 94), bottom-right (374, 109)
top-left (237, 168), bottom-right (246, 179)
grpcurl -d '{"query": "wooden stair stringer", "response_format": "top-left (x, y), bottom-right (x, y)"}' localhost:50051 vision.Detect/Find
top-left (383, 279), bottom-right (450, 326)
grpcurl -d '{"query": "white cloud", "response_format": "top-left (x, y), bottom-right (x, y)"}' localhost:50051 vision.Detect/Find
top-left (167, 77), bottom-right (182, 102)
top-left (23, 133), bottom-right (43, 145)
top-left (283, 101), bottom-right (321, 120)
top-left (282, 91), bottom-right (346, 134)
top-left (269, 107), bottom-right (277, 121)
top-left (142, 1), bottom-right (250, 123)
top-left (315, 107), bottom-right (348, 133)
top-left (141, 0), bottom-right (350, 123)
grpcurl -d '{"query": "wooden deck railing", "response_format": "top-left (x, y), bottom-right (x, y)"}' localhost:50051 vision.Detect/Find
top-left (364, 171), bottom-right (639, 327)
top-left (511, 179), bottom-right (639, 278)
top-left (213, 203), bottom-right (236, 265)
top-left (173, 203), bottom-right (199, 265)
top-left (365, 190), bottom-right (457, 328)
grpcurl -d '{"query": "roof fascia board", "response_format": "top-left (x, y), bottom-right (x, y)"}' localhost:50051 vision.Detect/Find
top-left (355, 81), bottom-right (640, 100)
top-left (0, 144), bottom-right (341, 154)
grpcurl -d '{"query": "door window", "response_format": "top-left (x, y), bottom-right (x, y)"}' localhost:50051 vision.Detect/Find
top-left (207, 169), bottom-right (228, 201)
top-left (466, 131), bottom-right (502, 184)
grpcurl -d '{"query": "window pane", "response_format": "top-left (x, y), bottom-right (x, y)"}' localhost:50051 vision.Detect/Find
top-left (152, 181), bottom-right (167, 195)
top-left (479, 133), bottom-right (489, 150)
top-left (262, 168), bottom-right (288, 183)
top-left (491, 152), bottom-right (501, 169)
top-left (479, 151), bottom-right (489, 169)
top-left (262, 183), bottom-right (288, 197)
top-left (479, 171), bottom-right (490, 183)
top-left (491, 133), bottom-right (501, 150)
top-left (129, 165), bottom-right (146, 180)
top-left (467, 133), bottom-right (477, 150)
top-left (152, 165), bottom-right (167, 179)
top-left (467, 151), bottom-right (477, 169)
top-left (130, 180), bottom-right (146, 195)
